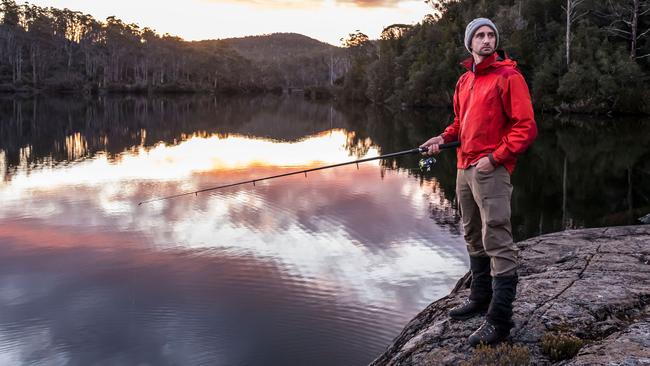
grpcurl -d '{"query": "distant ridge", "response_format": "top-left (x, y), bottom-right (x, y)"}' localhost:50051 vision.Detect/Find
top-left (197, 33), bottom-right (341, 62)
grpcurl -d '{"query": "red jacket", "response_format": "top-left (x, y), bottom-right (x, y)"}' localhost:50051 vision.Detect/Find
top-left (441, 51), bottom-right (537, 174)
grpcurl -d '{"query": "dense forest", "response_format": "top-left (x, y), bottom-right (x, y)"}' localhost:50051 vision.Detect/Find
top-left (339, 0), bottom-right (650, 114)
top-left (1, 0), bottom-right (649, 113)
top-left (0, 1), bottom-right (338, 94)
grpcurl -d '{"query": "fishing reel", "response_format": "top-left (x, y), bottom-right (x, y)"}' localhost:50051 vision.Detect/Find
top-left (419, 156), bottom-right (437, 172)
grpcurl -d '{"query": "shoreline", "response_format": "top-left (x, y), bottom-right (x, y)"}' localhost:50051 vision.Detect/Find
top-left (370, 225), bottom-right (650, 365)
top-left (1, 89), bottom-right (649, 117)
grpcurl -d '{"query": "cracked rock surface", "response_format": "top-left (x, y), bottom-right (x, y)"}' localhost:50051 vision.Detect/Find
top-left (370, 225), bottom-right (650, 366)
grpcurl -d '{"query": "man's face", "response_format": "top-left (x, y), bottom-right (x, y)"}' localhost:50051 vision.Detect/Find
top-left (470, 25), bottom-right (496, 56)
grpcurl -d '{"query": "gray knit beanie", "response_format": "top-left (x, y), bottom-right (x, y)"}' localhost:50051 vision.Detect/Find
top-left (464, 18), bottom-right (499, 54)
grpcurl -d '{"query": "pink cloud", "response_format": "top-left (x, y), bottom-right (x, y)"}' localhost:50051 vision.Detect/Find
top-left (200, 0), bottom-right (406, 8)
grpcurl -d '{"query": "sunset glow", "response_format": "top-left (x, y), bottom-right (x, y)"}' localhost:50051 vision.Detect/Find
top-left (26, 0), bottom-right (432, 45)
top-left (0, 128), bottom-right (462, 305)
top-left (1, 130), bottom-right (379, 194)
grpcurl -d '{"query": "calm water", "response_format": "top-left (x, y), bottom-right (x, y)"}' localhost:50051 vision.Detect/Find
top-left (0, 95), bottom-right (649, 365)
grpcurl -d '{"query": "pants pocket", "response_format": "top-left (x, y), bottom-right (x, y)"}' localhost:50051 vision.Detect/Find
top-left (482, 195), bottom-right (510, 227)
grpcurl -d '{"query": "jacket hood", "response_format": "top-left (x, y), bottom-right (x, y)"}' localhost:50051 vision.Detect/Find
top-left (461, 50), bottom-right (517, 73)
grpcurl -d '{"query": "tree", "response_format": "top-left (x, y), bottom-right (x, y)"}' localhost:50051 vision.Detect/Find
top-left (380, 24), bottom-right (412, 41)
top-left (562, 0), bottom-right (588, 67)
top-left (339, 31), bottom-right (376, 101)
top-left (599, 0), bottom-right (650, 59)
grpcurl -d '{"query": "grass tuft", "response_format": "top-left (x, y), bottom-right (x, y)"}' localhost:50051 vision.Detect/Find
top-left (540, 332), bottom-right (584, 362)
top-left (461, 343), bottom-right (530, 366)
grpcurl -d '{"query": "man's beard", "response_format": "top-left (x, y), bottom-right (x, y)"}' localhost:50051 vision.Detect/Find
top-left (477, 46), bottom-right (495, 56)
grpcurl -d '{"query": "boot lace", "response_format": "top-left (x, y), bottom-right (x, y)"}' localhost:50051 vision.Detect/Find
top-left (475, 321), bottom-right (495, 338)
top-left (452, 298), bottom-right (472, 310)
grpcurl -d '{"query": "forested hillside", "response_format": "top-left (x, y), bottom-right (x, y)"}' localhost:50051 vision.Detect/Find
top-left (198, 33), bottom-right (348, 89)
top-left (1, 0), bottom-right (648, 114)
top-left (218, 33), bottom-right (336, 61)
top-left (0, 0), bottom-right (334, 93)
top-left (339, 0), bottom-right (650, 114)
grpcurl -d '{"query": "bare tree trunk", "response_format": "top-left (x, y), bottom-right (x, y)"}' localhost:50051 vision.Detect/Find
top-left (144, 60), bottom-right (148, 84)
top-left (329, 52), bottom-right (334, 86)
top-left (564, 0), bottom-right (587, 67)
top-left (631, 0), bottom-right (639, 58)
top-left (566, 0), bottom-right (571, 66)
top-left (16, 48), bottom-right (22, 83)
top-left (31, 44), bottom-right (38, 86)
top-left (102, 66), bottom-right (106, 87)
top-left (65, 42), bottom-right (73, 80)
top-left (84, 51), bottom-right (90, 77)
top-left (8, 37), bottom-right (16, 83)
top-left (601, 0), bottom-right (649, 59)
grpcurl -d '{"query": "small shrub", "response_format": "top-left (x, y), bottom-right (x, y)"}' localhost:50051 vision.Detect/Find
top-left (541, 332), bottom-right (584, 362)
top-left (462, 343), bottom-right (530, 366)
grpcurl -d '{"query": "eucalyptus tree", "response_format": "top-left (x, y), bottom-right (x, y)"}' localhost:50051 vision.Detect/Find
top-left (599, 0), bottom-right (650, 59)
top-left (562, 0), bottom-right (588, 66)
top-left (0, 0), bottom-right (24, 83)
top-left (339, 31), bottom-right (376, 101)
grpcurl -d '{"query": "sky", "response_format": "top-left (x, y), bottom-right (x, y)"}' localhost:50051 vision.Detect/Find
top-left (26, 0), bottom-right (433, 46)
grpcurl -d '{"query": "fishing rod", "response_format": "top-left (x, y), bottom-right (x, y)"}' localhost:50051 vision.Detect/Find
top-left (138, 141), bottom-right (460, 206)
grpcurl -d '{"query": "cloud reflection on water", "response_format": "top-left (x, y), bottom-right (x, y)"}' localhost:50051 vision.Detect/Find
top-left (2, 130), bottom-right (465, 297)
top-left (0, 128), bottom-right (466, 365)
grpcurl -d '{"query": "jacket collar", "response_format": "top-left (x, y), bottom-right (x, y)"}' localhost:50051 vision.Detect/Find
top-left (461, 50), bottom-right (509, 73)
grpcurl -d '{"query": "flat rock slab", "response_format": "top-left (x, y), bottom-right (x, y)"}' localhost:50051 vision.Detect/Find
top-left (370, 225), bottom-right (650, 366)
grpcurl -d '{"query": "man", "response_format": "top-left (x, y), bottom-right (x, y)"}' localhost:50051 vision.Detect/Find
top-left (420, 18), bottom-right (537, 346)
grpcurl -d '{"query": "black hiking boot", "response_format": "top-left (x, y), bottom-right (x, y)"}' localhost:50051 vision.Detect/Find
top-left (449, 256), bottom-right (492, 320)
top-left (468, 320), bottom-right (511, 346)
top-left (449, 298), bottom-right (489, 320)
top-left (468, 275), bottom-right (518, 346)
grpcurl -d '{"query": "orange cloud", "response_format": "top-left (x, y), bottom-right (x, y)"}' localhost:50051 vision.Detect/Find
top-left (336, 0), bottom-right (404, 7)
top-left (199, 0), bottom-right (321, 10)
top-left (200, 0), bottom-right (406, 9)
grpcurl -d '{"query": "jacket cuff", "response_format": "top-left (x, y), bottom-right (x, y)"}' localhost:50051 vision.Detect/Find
top-left (488, 153), bottom-right (498, 167)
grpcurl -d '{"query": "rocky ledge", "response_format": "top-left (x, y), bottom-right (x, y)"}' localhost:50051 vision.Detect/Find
top-left (371, 225), bottom-right (650, 365)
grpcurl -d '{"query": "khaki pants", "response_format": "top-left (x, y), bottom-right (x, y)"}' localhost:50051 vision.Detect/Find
top-left (456, 165), bottom-right (517, 277)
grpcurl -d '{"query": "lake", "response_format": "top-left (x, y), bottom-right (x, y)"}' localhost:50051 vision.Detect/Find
top-left (1, 95), bottom-right (648, 365)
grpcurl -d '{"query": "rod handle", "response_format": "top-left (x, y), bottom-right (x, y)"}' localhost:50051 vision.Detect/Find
top-left (439, 141), bottom-right (461, 149)
top-left (418, 140), bottom-right (460, 153)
